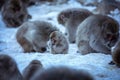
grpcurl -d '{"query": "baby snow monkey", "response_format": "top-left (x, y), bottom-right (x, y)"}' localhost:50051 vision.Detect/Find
top-left (48, 31), bottom-right (69, 54)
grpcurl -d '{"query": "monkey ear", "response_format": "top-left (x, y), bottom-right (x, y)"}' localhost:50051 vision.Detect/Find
top-left (60, 14), bottom-right (68, 23)
top-left (60, 14), bottom-right (65, 19)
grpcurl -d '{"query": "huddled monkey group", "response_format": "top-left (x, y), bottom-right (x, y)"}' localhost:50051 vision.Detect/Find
top-left (1, 0), bottom-right (120, 79)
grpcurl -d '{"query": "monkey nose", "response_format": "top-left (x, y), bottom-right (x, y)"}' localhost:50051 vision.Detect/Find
top-left (41, 47), bottom-right (47, 52)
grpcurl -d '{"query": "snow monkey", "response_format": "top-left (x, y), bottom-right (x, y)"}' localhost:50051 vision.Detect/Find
top-left (109, 40), bottom-right (120, 67)
top-left (48, 31), bottom-right (69, 54)
top-left (16, 20), bottom-right (58, 53)
top-left (31, 66), bottom-right (94, 80)
top-left (1, 0), bottom-right (31, 28)
top-left (23, 60), bottom-right (43, 80)
top-left (0, 54), bottom-right (23, 80)
top-left (76, 14), bottom-right (119, 55)
top-left (57, 8), bottom-right (93, 43)
top-left (95, 0), bottom-right (120, 15)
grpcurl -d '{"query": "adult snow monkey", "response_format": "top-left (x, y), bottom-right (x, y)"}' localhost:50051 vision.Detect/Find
top-left (76, 14), bottom-right (119, 55)
top-left (57, 8), bottom-right (93, 43)
top-left (16, 20), bottom-right (58, 53)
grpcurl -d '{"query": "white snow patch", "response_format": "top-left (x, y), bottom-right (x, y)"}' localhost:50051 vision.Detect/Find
top-left (0, 1), bottom-right (120, 80)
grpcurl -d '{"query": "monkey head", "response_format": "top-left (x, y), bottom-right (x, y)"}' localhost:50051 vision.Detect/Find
top-left (23, 59), bottom-right (43, 80)
top-left (57, 10), bottom-right (72, 25)
top-left (0, 54), bottom-right (23, 80)
top-left (49, 31), bottom-right (62, 45)
top-left (101, 20), bottom-right (119, 48)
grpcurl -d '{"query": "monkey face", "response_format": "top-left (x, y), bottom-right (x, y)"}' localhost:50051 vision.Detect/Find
top-left (58, 11), bottom-right (71, 25)
top-left (91, 20), bottom-right (119, 54)
top-left (49, 31), bottom-right (62, 45)
top-left (102, 22), bottom-right (119, 48)
top-left (49, 31), bottom-right (58, 45)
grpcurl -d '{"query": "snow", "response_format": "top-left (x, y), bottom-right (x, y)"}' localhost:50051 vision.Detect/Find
top-left (0, 1), bottom-right (120, 80)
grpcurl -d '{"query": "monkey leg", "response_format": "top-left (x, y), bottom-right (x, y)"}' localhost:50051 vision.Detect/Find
top-left (78, 40), bottom-right (95, 55)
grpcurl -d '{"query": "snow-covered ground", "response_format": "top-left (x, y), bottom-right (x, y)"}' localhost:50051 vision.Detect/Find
top-left (0, 1), bottom-right (120, 80)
